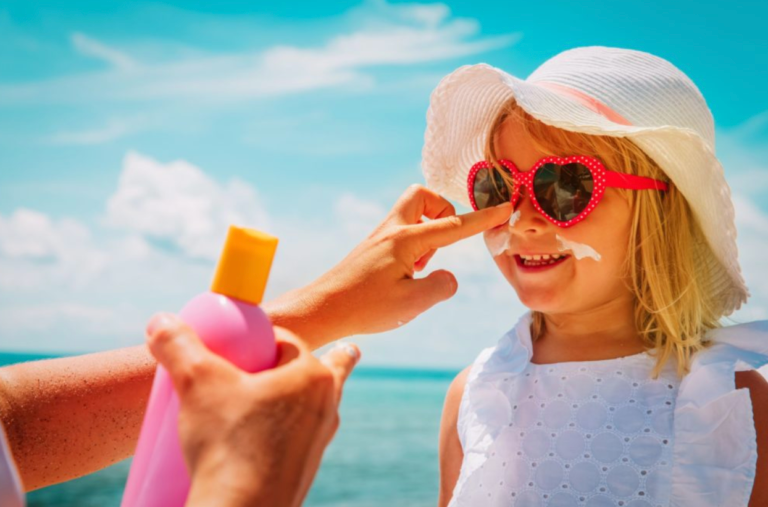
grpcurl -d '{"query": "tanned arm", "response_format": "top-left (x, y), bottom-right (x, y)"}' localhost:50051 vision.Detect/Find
top-left (735, 370), bottom-right (768, 507)
top-left (0, 346), bottom-right (155, 491)
top-left (438, 366), bottom-right (470, 507)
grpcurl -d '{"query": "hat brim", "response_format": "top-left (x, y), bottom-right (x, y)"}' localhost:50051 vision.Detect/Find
top-left (422, 63), bottom-right (748, 316)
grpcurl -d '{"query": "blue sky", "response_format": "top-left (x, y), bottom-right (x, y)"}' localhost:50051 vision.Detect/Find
top-left (1, 0), bottom-right (767, 367)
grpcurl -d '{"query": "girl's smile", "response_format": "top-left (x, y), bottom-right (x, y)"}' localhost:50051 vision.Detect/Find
top-left (483, 114), bottom-right (633, 317)
top-left (513, 252), bottom-right (571, 271)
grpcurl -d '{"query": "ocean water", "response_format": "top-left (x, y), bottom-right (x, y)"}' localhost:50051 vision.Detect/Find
top-left (0, 352), bottom-right (456, 507)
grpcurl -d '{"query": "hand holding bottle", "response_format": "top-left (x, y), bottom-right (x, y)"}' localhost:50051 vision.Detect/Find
top-left (145, 313), bottom-right (360, 507)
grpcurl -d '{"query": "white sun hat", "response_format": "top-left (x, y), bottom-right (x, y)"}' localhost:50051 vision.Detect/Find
top-left (422, 46), bottom-right (748, 317)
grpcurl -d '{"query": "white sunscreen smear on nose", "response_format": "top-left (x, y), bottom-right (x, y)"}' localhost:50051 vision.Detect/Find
top-left (508, 210), bottom-right (521, 227)
top-left (556, 234), bottom-right (602, 261)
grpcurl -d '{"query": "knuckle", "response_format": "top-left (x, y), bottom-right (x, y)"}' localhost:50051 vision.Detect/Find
top-left (149, 325), bottom-right (176, 347)
top-left (443, 215), bottom-right (464, 229)
top-left (174, 368), bottom-right (196, 395)
top-left (382, 225), bottom-right (411, 245)
top-left (187, 357), bottom-right (211, 378)
top-left (176, 357), bottom-right (210, 392)
top-left (406, 183), bottom-right (426, 197)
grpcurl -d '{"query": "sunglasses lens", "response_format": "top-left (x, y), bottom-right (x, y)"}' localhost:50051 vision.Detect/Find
top-left (533, 162), bottom-right (594, 222)
top-left (472, 166), bottom-right (511, 210)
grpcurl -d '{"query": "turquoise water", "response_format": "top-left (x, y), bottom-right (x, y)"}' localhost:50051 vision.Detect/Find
top-left (0, 352), bottom-right (456, 507)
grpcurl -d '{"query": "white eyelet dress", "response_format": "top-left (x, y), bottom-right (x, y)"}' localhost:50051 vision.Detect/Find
top-left (449, 312), bottom-right (768, 507)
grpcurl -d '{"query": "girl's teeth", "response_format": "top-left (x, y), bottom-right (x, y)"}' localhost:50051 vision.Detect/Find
top-left (520, 254), bottom-right (568, 267)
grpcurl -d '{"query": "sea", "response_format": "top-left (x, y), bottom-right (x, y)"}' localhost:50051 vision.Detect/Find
top-left (0, 352), bottom-right (457, 507)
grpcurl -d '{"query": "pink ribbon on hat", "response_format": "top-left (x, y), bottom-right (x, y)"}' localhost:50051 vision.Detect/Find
top-left (535, 81), bottom-right (633, 126)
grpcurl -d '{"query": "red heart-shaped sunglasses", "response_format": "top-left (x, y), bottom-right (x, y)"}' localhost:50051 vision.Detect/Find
top-left (467, 155), bottom-right (669, 227)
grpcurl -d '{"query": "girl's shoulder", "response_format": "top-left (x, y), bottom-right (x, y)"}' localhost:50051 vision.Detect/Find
top-left (445, 365), bottom-right (472, 408)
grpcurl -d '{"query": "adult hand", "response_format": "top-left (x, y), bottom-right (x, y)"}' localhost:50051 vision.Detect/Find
top-left (144, 313), bottom-right (360, 507)
top-left (265, 184), bottom-right (513, 349)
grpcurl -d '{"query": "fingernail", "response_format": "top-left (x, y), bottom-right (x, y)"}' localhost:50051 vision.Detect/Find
top-left (496, 202), bottom-right (513, 209)
top-left (334, 341), bottom-right (361, 362)
top-left (146, 313), bottom-right (171, 336)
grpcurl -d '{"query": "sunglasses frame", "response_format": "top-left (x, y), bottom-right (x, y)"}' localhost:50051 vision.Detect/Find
top-left (467, 155), bottom-right (669, 228)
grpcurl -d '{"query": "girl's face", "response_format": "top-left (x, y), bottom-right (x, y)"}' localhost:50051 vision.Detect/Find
top-left (483, 116), bottom-right (634, 314)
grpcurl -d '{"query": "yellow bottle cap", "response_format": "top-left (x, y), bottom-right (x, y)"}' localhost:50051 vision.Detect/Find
top-left (210, 226), bottom-right (278, 305)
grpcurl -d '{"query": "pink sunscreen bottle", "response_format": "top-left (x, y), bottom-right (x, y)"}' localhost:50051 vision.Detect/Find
top-left (121, 226), bottom-right (279, 507)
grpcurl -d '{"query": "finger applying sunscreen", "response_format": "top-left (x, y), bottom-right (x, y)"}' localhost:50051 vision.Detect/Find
top-left (415, 202), bottom-right (513, 249)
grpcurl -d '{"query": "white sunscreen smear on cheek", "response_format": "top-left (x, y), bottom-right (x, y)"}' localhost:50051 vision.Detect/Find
top-left (556, 234), bottom-right (602, 261)
top-left (484, 227), bottom-right (512, 257)
top-left (508, 210), bottom-right (521, 228)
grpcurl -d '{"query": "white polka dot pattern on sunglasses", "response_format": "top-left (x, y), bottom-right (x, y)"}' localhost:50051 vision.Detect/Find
top-left (467, 155), bottom-right (665, 228)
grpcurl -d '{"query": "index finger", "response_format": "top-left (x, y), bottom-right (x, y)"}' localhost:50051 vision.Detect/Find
top-left (413, 202), bottom-right (513, 249)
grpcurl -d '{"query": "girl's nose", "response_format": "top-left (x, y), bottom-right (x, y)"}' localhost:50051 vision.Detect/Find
top-left (512, 187), bottom-right (548, 234)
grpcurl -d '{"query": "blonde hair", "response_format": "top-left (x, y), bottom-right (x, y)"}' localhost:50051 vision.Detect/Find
top-left (485, 98), bottom-right (721, 378)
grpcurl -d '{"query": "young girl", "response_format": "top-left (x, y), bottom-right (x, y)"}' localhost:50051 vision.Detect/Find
top-left (423, 47), bottom-right (768, 507)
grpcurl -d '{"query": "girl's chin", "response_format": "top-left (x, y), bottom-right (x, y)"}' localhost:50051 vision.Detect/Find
top-left (513, 288), bottom-right (567, 312)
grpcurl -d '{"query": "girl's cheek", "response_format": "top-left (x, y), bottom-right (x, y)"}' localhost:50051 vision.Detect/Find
top-left (555, 234), bottom-right (602, 261)
top-left (483, 227), bottom-right (513, 257)
top-left (483, 209), bottom-right (523, 258)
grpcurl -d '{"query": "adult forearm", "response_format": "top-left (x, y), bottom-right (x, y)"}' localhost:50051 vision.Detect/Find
top-left (0, 345), bottom-right (156, 491)
top-left (0, 282), bottom-right (337, 492)
top-left (263, 280), bottom-right (346, 351)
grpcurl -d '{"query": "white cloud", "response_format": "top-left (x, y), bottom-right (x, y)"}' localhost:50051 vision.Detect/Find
top-left (717, 112), bottom-right (768, 202)
top-left (45, 116), bottom-right (148, 145)
top-left (716, 111), bottom-right (768, 322)
top-left (71, 32), bottom-right (139, 71)
top-left (0, 151), bottom-right (400, 353)
top-left (0, 209), bottom-right (107, 291)
top-left (0, 148), bottom-right (521, 362)
top-left (731, 193), bottom-right (768, 321)
top-left (105, 151), bottom-right (270, 260)
top-left (0, 1), bottom-right (519, 105)
top-left (334, 193), bottom-right (388, 239)
top-left (0, 208), bottom-right (90, 259)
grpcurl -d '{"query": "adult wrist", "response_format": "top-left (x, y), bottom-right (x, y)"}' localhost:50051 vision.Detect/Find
top-left (188, 458), bottom-right (300, 507)
top-left (263, 280), bottom-right (346, 350)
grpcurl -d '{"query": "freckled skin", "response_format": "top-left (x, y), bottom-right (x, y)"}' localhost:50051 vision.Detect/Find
top-left (0, 346), bottom-right (155, 491)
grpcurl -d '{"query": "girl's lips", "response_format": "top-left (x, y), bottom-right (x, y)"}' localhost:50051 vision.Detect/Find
top-left (513, 254), bottom-right (570, 272)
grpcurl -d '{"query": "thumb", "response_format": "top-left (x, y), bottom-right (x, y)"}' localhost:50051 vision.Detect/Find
top-left (145, 313), bottom-right (235, 395)
top-left (407, 269), bottom-right (458, 311)
top-left (320, 341), bottom-right (361, 404)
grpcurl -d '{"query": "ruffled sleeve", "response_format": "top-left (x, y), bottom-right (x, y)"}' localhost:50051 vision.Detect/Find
top-left (670, 320), bottom-right (768, 507)
top-left (451, 313), bottom-right (533, 505)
